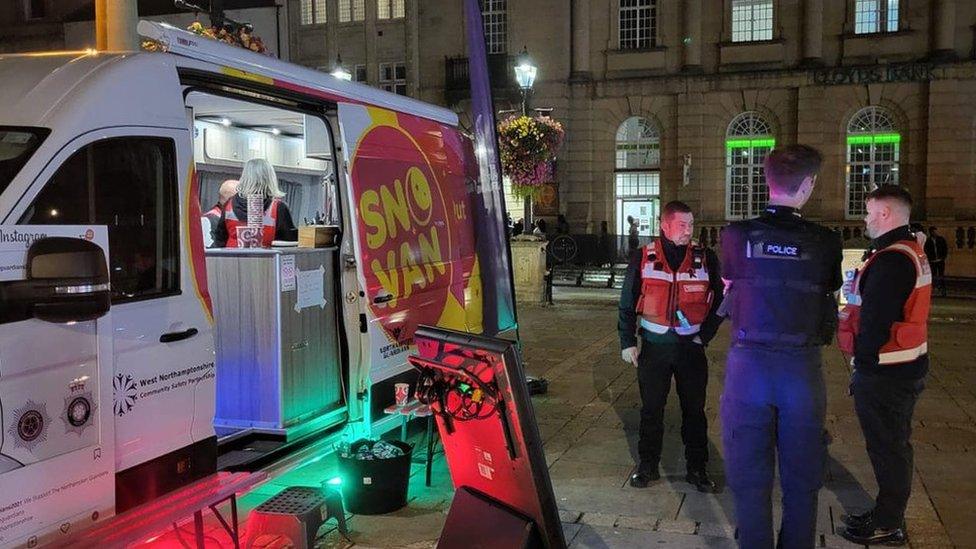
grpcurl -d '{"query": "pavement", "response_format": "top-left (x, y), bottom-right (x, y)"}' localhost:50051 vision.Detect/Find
top-left (152, 289), bottom-right (976, 548)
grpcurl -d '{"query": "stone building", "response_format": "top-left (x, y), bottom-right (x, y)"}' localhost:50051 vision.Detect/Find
top-left (3, 1), bottom-right (974, 273)
top-left (288, 0), bottom-right (976, 275)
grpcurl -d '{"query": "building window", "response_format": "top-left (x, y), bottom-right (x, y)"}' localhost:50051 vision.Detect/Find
top-left (619, 0), bottom-right (656, 50)
top-left (846, 106), bottom-right (900, 218)
top-left (25, 0), bottom-right (46, 20)
top-left (854, 0), bottom-right (899, 34)
top-left (615, 117), bottom-right (661, 238)
top-left (300, 0), bottom-right (327, 25)
top-left (339, 0), bottom-right (366, 22)
top-left (481, 0), bottom-right (507, 54)
top-left (731, 0), bottom-right (773, 42)
top-left (355, 64), bottom-right (368, 82)
top-left (380, 62), bottom-right (407, 95)
top-left (378, 0), bottom-right (405, 19)
top-left (726, 112), bottom-right (774, 219)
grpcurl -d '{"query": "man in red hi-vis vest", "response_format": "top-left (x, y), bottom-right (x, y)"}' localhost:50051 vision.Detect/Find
top-left (618, 201), bottom-right (724, 492)
top-left (837, 185), bottom-right (931, 546)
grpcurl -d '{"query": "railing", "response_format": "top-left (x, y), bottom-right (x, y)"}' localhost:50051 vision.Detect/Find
top-left (543, 221), bottom-right (976, 278)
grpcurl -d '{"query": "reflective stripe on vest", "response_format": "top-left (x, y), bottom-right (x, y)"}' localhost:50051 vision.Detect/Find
top-left (836, 239), bottom-right (931, 365)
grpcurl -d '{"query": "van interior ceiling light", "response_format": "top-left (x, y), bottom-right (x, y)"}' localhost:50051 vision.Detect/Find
top-left (221, 118), bottom-right (231, 126)
top-left (271, 128), bottom-right (281, 135)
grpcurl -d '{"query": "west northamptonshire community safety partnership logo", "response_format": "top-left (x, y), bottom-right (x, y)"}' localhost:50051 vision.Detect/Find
top-left (113, 373), bottom-right (138, 417)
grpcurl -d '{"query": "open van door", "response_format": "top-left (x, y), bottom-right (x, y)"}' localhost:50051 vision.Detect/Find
top-left (335, 103), bottom-right (484, 394)
top-left (0, 226), bottom-right (114, 548)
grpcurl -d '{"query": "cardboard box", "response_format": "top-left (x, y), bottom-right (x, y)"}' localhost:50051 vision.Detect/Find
top-left (298, 225), bottom-right (340, 248)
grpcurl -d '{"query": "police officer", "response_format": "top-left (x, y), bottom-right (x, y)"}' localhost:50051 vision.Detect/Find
top-left (720, 145), bottom-right (842, 549)
top-left (837, 186), bottom-right (930, 546)
top-left (619, 200), bottom-right (724, 491)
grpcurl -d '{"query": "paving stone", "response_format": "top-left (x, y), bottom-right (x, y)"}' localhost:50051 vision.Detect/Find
top-left (655, 518), bottom-right (698, 535)
top-left (579, 511), bottom-right (619, 527)
top-left (614, 514), bottom-right (659, 531)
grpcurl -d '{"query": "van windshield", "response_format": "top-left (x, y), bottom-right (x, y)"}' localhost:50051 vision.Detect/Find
top-left (0, 127), bottom-right (49, 196)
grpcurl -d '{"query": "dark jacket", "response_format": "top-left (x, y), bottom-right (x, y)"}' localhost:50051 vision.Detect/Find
top-left (720, 205), bottom-right (843, 349)
top-left (618, 236), bottom-right (725, 349)
top-left (923, 233), bottom-right (949, 264)
top-left (854, 225), bottom-right (929, 379)
top-left (212, 195), bottom-right (298, 248)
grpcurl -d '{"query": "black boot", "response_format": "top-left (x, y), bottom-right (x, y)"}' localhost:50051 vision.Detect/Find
top-left (685, 469), bottom-right (716, 493)
top-left (629, 464), bottom-right (660, 488)
top-left (840, 523), bottom-right (908, 546)
top-left (840, 509), bottom-right (873, 529)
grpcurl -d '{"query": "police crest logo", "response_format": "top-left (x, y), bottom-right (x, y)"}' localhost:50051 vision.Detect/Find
top-left (748, 240), bottom-right (803, 260)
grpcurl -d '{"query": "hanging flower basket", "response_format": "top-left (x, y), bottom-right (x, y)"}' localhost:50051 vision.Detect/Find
top-left (142, 21), bottom-right (269, 54)
top-left (497, 115), bottom-right (565, 199)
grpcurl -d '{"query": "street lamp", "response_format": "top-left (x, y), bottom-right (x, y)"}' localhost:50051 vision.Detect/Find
top-left (331, 53), bottom-right (352, 81)
top-left (513, 46), bottom-right (537, 116)
top-left (512, 46), bottom-right (540, 232)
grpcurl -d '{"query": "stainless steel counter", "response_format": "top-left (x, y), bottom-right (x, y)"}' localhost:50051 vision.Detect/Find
top-left (206, 247), bottom-right (344, 437)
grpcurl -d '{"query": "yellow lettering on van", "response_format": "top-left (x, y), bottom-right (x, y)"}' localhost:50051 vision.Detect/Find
top-left (371, 250), bottom-right (400, 308)
top-left (399, 242), bottom-right (426, 299)
top-left (418, 226), bottom-right (446, 281)
top-left (380, 180), bottom-right (411, 240)
top-left (360, 190), bottom-right (386, 249)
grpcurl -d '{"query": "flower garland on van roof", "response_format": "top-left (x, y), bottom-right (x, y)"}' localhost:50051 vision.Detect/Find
top-left (142, 21), bottom-right (269, 55)
top-left (497, 115), bottom-right (564, 199)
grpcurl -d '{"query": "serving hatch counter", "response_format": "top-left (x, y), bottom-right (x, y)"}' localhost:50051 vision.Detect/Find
top-left (205, 247), bottom-right (345, 437)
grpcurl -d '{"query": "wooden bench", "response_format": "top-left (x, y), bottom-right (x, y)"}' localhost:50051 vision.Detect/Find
top-left (59, 471), bottom-right (267, 548)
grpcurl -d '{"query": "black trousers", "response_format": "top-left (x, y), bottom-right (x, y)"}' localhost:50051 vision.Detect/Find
top-left (851, 370), bottom-right (926, 529)
top-left (930, 261), bottom-right (946, 295)
top-left (636, 340), bottom-right (709, 470)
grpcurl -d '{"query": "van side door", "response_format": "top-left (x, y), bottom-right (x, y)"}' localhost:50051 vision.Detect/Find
top-left (13, 127), bottom-right (217, 509)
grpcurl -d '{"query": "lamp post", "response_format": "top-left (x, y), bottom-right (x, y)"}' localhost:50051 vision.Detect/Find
top-left (513, 46), bottom-right (538, 228)
top-left (331, 54), bottom-right (352, 81)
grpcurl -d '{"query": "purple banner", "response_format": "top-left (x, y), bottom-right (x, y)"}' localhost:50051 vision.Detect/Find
top-left (464, 0), bottom-right (518, 335)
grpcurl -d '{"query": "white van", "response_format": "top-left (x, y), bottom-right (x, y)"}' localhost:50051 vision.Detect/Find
top-left (0, 21), bottom-right (511, 547)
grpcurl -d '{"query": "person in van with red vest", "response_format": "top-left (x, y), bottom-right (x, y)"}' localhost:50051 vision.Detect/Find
top-left (202, 179), bottom-right (238, 248)
top-left (213, 158), bottom-right (298, 248)
top-left (837, 185), bottom-right (931, 546)
top-left (618, 200), bottom-right (724, 492)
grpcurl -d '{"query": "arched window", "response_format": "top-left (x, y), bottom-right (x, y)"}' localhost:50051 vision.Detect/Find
top-left (615, 117), bottom-right (661, 238)
top-left (846, 106), bottom-right (900, 218)
top-left (726, 112), bottom-right (774, 219)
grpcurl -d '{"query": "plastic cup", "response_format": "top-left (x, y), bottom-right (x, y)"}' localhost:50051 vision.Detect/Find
top-left (394, 383), bottom-right (410, 407)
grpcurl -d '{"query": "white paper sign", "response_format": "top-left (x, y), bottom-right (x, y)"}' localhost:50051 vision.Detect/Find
top-left (281, 254), bottom-right (296, 292)
top-left (295, 264), bottom-right (326, 312)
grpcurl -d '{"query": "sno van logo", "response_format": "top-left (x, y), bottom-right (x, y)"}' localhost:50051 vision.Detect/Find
top-left (353, 123), bottom-right (458, 343)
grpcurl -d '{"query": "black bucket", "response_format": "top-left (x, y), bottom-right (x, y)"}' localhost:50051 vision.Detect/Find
top-left (337, 439), bottom-right (413, 515)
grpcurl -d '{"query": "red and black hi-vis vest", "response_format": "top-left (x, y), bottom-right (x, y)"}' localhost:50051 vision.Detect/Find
top-left (635, 240), bottom-right (713, 336)
top-left (837, 239), bottom-right (932, 365)
top-left (223, 198), bottom-right (280, 248)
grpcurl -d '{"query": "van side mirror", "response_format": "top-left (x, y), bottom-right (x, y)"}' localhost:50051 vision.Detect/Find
top-left (0, 237), bottom-right (111, 323)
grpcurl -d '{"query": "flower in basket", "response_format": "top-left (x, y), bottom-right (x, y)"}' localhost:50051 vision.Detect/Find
top-left (497, 115), bottom-right (564, 199)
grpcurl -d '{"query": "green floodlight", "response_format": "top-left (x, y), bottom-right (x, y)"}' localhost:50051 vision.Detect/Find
top-left (725, 138), bottom-right (776, 150)
top-left (847, 133), bottom-right (901, 146)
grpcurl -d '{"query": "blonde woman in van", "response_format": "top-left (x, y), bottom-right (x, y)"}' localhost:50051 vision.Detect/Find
top-left (213, 158), bottom-right (298, 247)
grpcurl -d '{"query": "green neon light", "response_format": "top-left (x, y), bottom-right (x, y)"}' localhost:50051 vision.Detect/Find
top-left (327, 476), bottom-right (343, 486)
top-left (726, 138), bottom-right (776, 150)
top-left (846, 133), bottom-right (901, 145)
